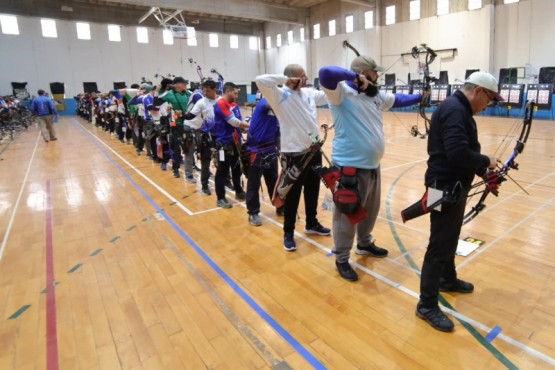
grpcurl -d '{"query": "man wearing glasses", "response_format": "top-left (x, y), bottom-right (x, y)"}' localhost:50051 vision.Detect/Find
top-left (416, 71), bottom-right (504, 332)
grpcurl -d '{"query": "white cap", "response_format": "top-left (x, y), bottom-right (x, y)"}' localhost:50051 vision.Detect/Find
top-left (465, 71), bottom-right (504, 101)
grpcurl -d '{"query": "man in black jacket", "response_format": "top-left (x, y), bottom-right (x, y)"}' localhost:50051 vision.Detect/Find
top-left (416, 72), bottom-right (503, 332)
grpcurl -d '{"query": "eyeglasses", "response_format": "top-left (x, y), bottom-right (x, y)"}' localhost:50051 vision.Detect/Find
top-left (481, 88), bottom-right (496, 105)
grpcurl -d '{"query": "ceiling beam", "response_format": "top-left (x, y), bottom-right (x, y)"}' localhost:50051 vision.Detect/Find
top-left (102, 0), bottom-right (308, 25)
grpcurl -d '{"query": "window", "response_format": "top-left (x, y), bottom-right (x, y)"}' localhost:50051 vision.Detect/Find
top-left (249, 36), bottom-right (258, 50)
top-left (0, 15), bottom-right (19, 35)
top-left (266, 36), bottom-right (271, 49)
top-left (300, 27), bottom-right (305, 42)
top-left (287, 30), bottom-right (293, 45)
top-left (163, 29), bottom-right (173, 45)
top-left (328, 19), bottom-right (336, 37)
top-left (468, 0), bottom-right (482, 10)
top-left (209, 33), bottom-right (218, 47)
top-left (136, 27), bottom-right (148, 43)
top-left (364, 11), bottom-right (374, 29)
top-left (345, 15), bottom-right (354, 33)
top-left (276, 33), bottom-right (282, 47)
top-left (313, 23), bottom-right (320, 39)
top-left (437, 0), bottom-right (449, 16)
top-left (410, 1), bottom-right (421, 20)
top-left (76, 22), bottom-right (91, 40)
top-left (187, 27), bottom-right (197, 46)
top-left (230, 35), bottom-right (239, 49)
top-left (108, 25), bottom-right (121, 42)
top-left (504, 0), bottom-right (519, 3)
top-left (385, 5), bottom-right (396, 25)
top-left (41, 19), bottom-right (57, 38)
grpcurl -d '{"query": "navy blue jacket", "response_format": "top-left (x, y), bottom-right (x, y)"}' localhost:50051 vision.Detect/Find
top-left (425, 90), bottom-right (490, 188)
top-left (247, 98), bottom-right (279, 154)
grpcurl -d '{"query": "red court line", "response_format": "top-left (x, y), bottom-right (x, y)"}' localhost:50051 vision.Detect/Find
top-left (45, 180), bottom-right (59, 370)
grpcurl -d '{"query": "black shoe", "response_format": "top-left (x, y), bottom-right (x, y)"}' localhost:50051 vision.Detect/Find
top-left (225, 180), bottom-right (233, 189)
top-left (202, 186), bottom-right (211, 196)
top-left (335, 261), bottom-right (359, 281)
top-left (355, 241), bottom-right (388, 258)
top-left (276, 206), bottom-right (285, 217)
top-left (283, 233), bottom-right (296, 252)
top-left (439, 278), bottom-right (474, 293)
top-left (415, 303), bottom-right (454, 332)
top-left (235, 191), bottom-right (246, 201)
top-left (173, 169), bottom-right (180, 178)
top-left (304, 223), bottom-right (331, 236)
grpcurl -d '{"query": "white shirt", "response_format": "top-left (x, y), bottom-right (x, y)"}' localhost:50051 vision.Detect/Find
top-left (186, 96), bottom-right (219, 130)
top-left (255, 74), bottom-right (328, 153)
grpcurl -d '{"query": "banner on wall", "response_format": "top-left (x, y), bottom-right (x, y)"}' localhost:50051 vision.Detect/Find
top-left (11, 82), bottom-right (30, 100)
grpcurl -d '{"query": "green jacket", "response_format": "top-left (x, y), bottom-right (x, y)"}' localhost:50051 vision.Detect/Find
top-left (124, 93), bottom-right (137, 116)
top-left (160, 90), bottom-right (191, 125)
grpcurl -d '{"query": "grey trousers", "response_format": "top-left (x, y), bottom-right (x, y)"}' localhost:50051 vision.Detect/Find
top-left (332, 166), bottom-right (381, 263)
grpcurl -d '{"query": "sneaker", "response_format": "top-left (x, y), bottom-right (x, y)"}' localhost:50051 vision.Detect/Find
top-left (217, 198), bottom-right (233, 209)
top-left (202, 186), bottom-right (211, 196)
top-left (173, 169), bottom-right (180, 178)
top-left (283, 233), bottom-right (297, 251)
top-left (249, 214), bottom-right (262, 227)
top-left (186, 175), bottom-right (197, 183)
top-left (235, 191), bottom-right (246, 201)
top-left (161, 163), bottom-right (167, 171)
top-left (415, 303), bottom-right (454, 332)
top-left (225, 180), bottom-right (233, 189)
top-left (44, 139), bottom-right (49, 143)
top-left (50, 137), bottom-right (58, 141)
top-left (137, 150), bottom-right (142, 156)
top-left (193, 165), bottom-right (201, 171)
top-left (355, 242), bottom-right (388, 258)
top-left (276, 207), bottom-right (285, 217)
top-left (305, 223), bottom-right (331, 236)
top-left (439, 278), bottom-right (474, 293)
top-left (335, 260), bottom-right (359, 282)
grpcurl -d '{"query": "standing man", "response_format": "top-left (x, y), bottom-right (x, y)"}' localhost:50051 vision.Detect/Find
top-left (32, 89), bottom-right (58, 142)
top-left (212, 82), bottom-right (249, 208)
top-left (245, 97), bottom-right (280, 226)
top-left (256, 65), bottom-right (330, 252)
top-left (416, 71), bottom-right (501, 332)
top-left (182, 79), bottom-right (220, 195)
top-left (157, 77), bottom-right (191, 178)
top-left (318, 57), bottom-right (423, 281)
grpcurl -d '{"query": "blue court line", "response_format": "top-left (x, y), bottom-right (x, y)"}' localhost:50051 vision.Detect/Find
top-left (74, 121), bottom-right (326, 370)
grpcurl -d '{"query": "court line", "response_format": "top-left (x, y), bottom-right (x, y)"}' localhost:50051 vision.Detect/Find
top-left (73, 119), bottom-right (327, 370)
top-left (457, 193), bottom-right (555, 270)
top-left (0, 131), bottom-right (41, 262)
top-left (45, 180), bottom-right (60, 370)
top-left (77, 118), bottom-right (555, 367)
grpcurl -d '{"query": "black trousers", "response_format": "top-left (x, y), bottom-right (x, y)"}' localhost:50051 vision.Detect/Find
top-left (135, 117), bottom-right (146, 152)
top-left (282, 151), bottom-right (322, 234)
top-left (215, 145), bottom-right (244, 200)
top-left (170, 125), bottom-right (184, 171)
top-left (197, 132), bottom-right (213, 188)
top-left (246, 152), bottom-right (279, 215)
top-left (419, 188), bottom-right (470, 308)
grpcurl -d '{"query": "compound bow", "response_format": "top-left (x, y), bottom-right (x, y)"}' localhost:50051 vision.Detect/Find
top-left (462, 100), bottom-right (535, 224)
top-left (410, 44), bottom-right (437, 138)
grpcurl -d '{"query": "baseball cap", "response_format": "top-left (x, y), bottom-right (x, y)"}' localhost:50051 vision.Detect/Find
top-left (172, 76), bottom-right (189, 85)
top-left (465, 71), bottom-right (504, 102)
top-left (140, 83), bottom-right (155, 92)
top-left (351, 56), bottom-right (385, 73)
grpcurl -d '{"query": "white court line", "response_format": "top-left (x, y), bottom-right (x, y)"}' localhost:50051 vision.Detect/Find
top-left (0, 132), bottom-right (41, 261)
top-left (77, 118), bottom-right (555, 366)
top-left (458, 193), bottom-right (555, 270)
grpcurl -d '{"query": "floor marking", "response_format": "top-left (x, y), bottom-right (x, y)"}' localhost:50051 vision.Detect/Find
top-left (8, 305), bottom-right (31, 320)
top-left (109, 236), bottom-right (120, 243)
top-left (90, 248), bottom-right (103, 256)
top-left (126, 225), bottom-right (137, 231)
top-left (67, 264), bottom-right (82, 274)
top-left (0, 132), bottom-right (40, 262)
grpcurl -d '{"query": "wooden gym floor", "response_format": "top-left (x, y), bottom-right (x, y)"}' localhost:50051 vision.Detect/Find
top-left (0, 109), bottom-right (554, 369)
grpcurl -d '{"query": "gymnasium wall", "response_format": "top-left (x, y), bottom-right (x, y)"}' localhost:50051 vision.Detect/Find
top-left (0, 16), bottom-right (262, 97)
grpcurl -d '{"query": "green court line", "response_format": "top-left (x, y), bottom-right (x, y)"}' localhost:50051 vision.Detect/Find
top-left (67, 264), bottom-right (82, 273)
top-left (169, 201), bottom-right (177, 205)
top-left (126, 225), bottom-right (137, 231)
top-left (90, 248), bottom-right (103, 256)
top-left (385, 165), bottom-right (517, 370)
top-left (8, 305), bottom-right (31, 320)
top-left (41, 281), bottom-right (60, 294)
top-left (109, 236), bottom-right (120, 243)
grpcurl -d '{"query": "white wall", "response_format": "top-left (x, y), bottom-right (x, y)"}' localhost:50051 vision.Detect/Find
top-left (0, 16), bottom-right (262, 96)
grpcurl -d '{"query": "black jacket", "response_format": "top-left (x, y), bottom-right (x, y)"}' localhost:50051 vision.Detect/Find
top-left (425, 90), bottom-right (490, 188)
